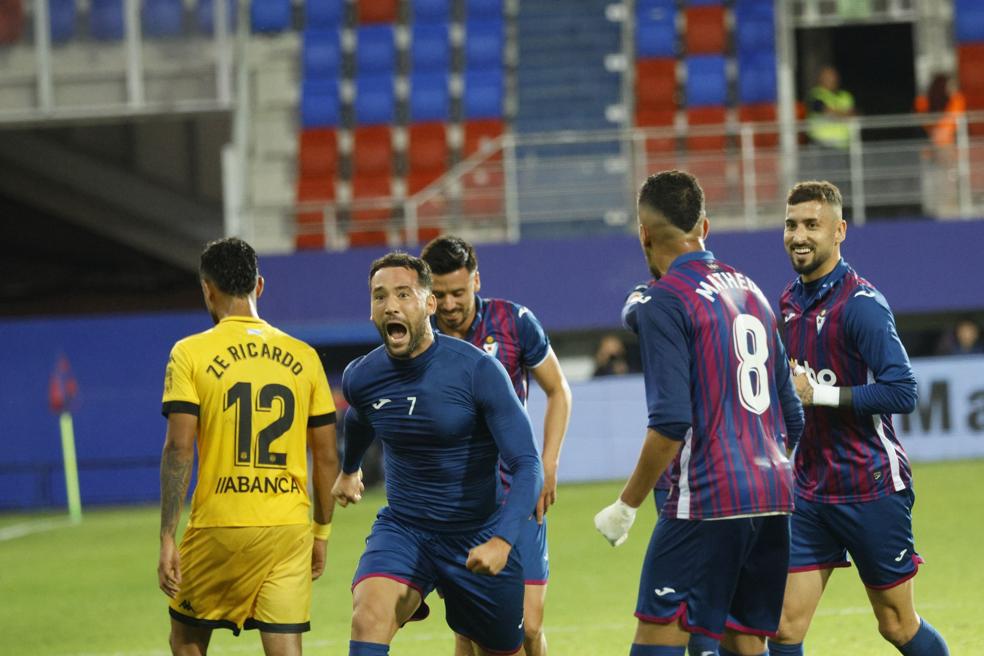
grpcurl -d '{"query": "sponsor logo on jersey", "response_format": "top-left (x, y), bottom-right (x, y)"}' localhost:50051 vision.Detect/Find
top-left (784, 312), bottom-right (797, 323)
top-left (372, 398), bottom-right (392, 409)
top-left (854, 289), bottom-right (877, 298)
top-left (653, 586), bottom-right (676, 597)
top-left (816, 309), bottom-right (828, 334)
top-left (894, 549), bottom-right (908, 562)
top-left (483, 336), bottom-right (499, 357)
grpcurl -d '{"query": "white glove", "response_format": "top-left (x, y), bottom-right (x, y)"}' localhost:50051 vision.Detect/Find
top-left (594, 498), bottom-right (638, 547)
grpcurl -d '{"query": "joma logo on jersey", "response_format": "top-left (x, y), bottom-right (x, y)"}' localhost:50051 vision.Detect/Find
top-left (800, 360), bottom-right (838, 386)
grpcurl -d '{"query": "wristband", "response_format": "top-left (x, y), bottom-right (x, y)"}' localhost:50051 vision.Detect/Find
top-left (812, 384), bottom-right (840, 407)
top-left (312, 522), bottom-right (332, 540)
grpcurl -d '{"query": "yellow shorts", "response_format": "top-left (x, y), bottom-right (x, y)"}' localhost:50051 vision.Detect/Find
top-left (168, 524), bottom-right (313, 634)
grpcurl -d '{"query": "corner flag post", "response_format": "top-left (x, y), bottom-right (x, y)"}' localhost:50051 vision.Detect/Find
top-left (59, 410), bottom-right (83, 523)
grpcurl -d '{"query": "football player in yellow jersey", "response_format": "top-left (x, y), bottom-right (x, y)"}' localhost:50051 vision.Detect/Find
top-left (157, 237), bottom-right (339, 656)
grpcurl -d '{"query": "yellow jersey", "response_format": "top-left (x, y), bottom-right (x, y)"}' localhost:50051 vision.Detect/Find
top-left (162, 316), bottom-right (336, 528)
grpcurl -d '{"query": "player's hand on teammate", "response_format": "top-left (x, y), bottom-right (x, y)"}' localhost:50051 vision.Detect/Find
top-left (332, 469), bottom-right (364, 507)
top-left (594, 498), bottom-right (638, 547)
top-left (311, 538), bottom-right (327, 580)
top-left (535, 465), bottom-right (558, 524)
top-left (158, 534), bottom-right (182, 598)
top-left (466, 536), bottom-right (513, 576)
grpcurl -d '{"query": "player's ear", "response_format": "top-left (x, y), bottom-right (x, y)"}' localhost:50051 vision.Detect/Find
top-left (425, 290), bottom-right (437, 315)
top-left (473, 269), bottom-right (481, 293)
top-left (254, 275), bottom-right (265, 300)
top-left (699, 215), bottom-right (710, 240)
top-left (834, 218), bottom-right (847, 245)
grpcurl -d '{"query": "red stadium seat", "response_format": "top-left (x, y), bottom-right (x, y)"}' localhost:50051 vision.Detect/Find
top-left (636, 58), bottom-right (677, 112)
top-left (684, 6), bottom-right (726, 55)
top-left (958, 44), bottom-right (984, 98)
top-left (0, 0), bottom-right (24, 44)
top-left (685, 157), bottom-right (729, 204)
top-left (408, 123), bottom-right (448, 173)
top-left (636, 108), bottom-right (677, 154)
top-left (358, 0), bottom-right (397, 24)
top-left (353, 125), bottom-right (393, 176)
top-left (738, 103), bottom-right (778, 148)
top-left (463, 119), bottom-right (504, 158)
top-left (686, 106), bottom-right (728, 151)
top-left (349, 174), bottom-right (392, 246)
top-left (738, 150), bottom-right (781, 206)
top-left (298, 129), bottom-right (339, 178)
top-left (461, 163), bottom-right (504, 221)
top-left (295, 175), bottom-right (336, 250)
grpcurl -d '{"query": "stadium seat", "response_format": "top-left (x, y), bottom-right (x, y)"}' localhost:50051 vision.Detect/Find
top-left (356, 24), bottom-right (395, 75)
top-left (303, 29), bottom-right (341, 79)
top-left (411, 23), bottom-right (450, 73)
top-left (684, 5), bottom-right (726, 55)
top-left (410, 72), bottom-right (450, 122)
top-left (686, 0), bottom-right (722, 5)
top-left (636, 58), bottom-right (677, 111)
top-left (49, 0), bottom-right (76, 43)
top-left (350, 174), bottom-right (392, 247)
top-left (305, 0), bottom-right (344, 28)
top-left (91, 0), bottom-right (124, 41)
top-left (0, 0), bottom-right (24, 45)
top-left (301, 79), bottom-right (341, 128)
top-left (357, 0), bottom-right (397, 24)
top-left (197, 0), bottom-right (237, 35)
top-left (463, 118), bottom-right (504, 157)
top-left (685, 55), bottom-right (727, 107)
top-left (353, 125), bottom-right (393, 176)
top-left (636, 108), bottom-right (677, 153)
top-left (408, 123), bottom-right (448, 173)
top-left (299, 128), bottom-right (339, 178)
top-left (734, 0), bottom-right (775, 57)
top-left (412, 0), bottom-right (450, 24)
top-left (251, 0), bottom-right (291, 33)
top-left (143, 0), bottom-right (184, 38)
top-left (466, 0), bottom-right (503, 21)
top-left (635, 0), bottom-right (677, 59)
top-left (738, 103), bottom-right (778, 148)
top-left (955, 0), bottom-right (984, 44)
top-left (295, 175), bottom-right (336, 250)
top-left (463, 69), bottom-right (504, 120)
top-left (686, 106), bottom-right (727, 151)
top-left (461, 164), bottom-right (504, 221)
top-left (738, 51), bottom-right (777, 104)
top-left (464, 20), bottom-right (504, 72)
top-left (355, 73), bottom-right (395, 125)
top-left (958, 44), bottom-right (984, 98)
top-left (685, 157), bottom-right (729, 203)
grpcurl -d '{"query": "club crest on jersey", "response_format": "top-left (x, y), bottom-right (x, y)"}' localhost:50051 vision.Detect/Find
top-left (816, 309), bottom-right (828, 334)
top-left (483, 336), bottom-right (499, 357)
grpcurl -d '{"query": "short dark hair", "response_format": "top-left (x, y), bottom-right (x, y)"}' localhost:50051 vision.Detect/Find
top-left (637, 170), bottom-right (705, 232)
top-left (199, 237), bottom-right (258, 297)
top-left (369, 252), bottom-right (433, 290)
top-left (419, 235), bottom-right (478, 275)
top-left (787, 180), bottom-right (843, 209)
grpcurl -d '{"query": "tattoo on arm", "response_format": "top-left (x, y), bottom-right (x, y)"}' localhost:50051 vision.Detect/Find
top-left (160, 442), bottom-right (193, 541)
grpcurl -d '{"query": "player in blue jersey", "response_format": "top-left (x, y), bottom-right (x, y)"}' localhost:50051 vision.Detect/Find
top-left (768, 181), bottom-right (949, 656)
top-left (621, 281), bottom-right (719, 656)
top-left (595, 170), bottom-right (805, 656)
top-left (420, 235), bottom-right (572, 656)
top-left (332, 252), bottom-right (544, 656)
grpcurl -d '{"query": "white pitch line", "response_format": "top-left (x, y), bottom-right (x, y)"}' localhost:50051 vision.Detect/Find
top-left (0, 517), bottom-right (75, 542)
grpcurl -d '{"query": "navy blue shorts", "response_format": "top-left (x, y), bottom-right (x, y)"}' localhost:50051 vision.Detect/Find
top-left (653, 487), bottom-right (670, 513)
top-left (636, 514), bottom-right (790, 640)
top-left (514, 514), bottom-right (549, 584)
top-left (352, 509), bottom-right (525, 654)
top-left (789, 489), bottom-right (923, 588)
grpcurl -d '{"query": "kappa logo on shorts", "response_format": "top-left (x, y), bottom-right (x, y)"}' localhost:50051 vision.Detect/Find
top-left (894, 548), bottom-right (908, 562)
top-left (179, 599), bottom-right (196, 614)
top-left (653, 586), bottom-right (676, 597)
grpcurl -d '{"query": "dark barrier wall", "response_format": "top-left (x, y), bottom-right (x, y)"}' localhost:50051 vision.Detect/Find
top-left (0, 219), bottom-right (979, 510)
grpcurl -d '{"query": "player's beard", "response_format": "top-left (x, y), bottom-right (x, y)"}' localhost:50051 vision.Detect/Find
top-left (377, 316), bottom-right (430, 358)
top-left (789, 242), bottom-right (829, 278)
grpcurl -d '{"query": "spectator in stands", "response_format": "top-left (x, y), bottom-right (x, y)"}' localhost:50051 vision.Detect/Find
top-left (936, 317), bottom-right (984, 356)
top-left (807, 65), bottom-right (856, 150)
top-left (915, 73), bottom-right (967, 217)
top-left (592, 333), bottom-right (631, 377)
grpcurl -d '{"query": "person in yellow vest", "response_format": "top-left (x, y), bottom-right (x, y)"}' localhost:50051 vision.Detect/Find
top-left (808, 66), bottom-right (856, 150)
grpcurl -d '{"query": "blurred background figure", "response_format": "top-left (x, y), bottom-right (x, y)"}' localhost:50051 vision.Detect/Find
top-left (807, 65), bottom-right (856, 150)
top-left (915, 73), bottom-right (967, 217)
top-left (592, 333), bottom-right (631, 377)
top-left (936, 317), bottom-right (984, 356)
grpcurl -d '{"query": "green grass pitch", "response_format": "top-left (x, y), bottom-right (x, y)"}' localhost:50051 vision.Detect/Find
top-left (2, 460), bottom-right (981, 655)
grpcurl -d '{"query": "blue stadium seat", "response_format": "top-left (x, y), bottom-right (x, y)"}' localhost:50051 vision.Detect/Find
top-left (465, 20), bottom-right (503, 71)
top-left (734, 0), bottom-right (775, 56)
top-left (356, 24), bottom-right (395, 75)
top-left (410, 72), bottom-right (450, 122)
top-left (686, 0), bottom-right (722, 5)
top-left (411, 23), bottom-right (450, 72)
top-left (738, 52), bottom-right (777, 104)
top-left (466, 0), bottom-right (502, 21)
top-left (355, 74), bottom-right (395, 125)
top-left (49, 0), bottom-right (76, 43)
top-left (685, 55), bottom-right (727, 107)
top-left (303, 29), bottom-right (341, 79)
top-left (143, 0), bottom-right (183, 38)
top-left (412, 0), bottom-right (450, 24)
top-left (197, 0), bottom-right (237, 34)
top-left (251, 0), bottom-right (291, 33)
top-left (636, 0), bottom-right (676, 59)
top-left (306, 0), bottom-right (344, 28)
top-left (301, 79), bottom-right (340, 127)
top-left (955, 0), bottom-right (984, 44)
top-left (91, 0), bottom-right (124, 41)
top-left (463, 69), bottom-right (503, 119)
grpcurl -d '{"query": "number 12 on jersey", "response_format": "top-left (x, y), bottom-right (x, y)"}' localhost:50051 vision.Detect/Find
top-left (225, 381), bottom-right (296, 469)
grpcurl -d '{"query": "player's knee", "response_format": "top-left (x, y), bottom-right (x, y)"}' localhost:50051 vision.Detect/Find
top-left (351, 597), bottom-right (398, 639)
top-left (876, 615), bottom-right (914, 646)
top-left (774, 611), bottom-right (809, 644)
top-left (523, 618), bottom-right (544, 644)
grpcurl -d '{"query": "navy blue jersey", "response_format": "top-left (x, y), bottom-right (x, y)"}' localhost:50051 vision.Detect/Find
top-left (340, 334), bottom-right (543, 545)
top-left (638, 251), bottom-right (803, 519)
top-left (779, 259), bottom-right (917, 503)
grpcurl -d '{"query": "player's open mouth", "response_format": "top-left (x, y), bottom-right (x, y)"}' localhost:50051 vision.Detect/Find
top-left (386, 322), bottom-right (409, 341)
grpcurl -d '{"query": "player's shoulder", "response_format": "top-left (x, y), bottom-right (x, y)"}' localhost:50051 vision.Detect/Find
top-left (341, 346), bottom-right (386, 388)
top-left (170, 326), bottom-right (220, 357)
top-left (438, 334), bottom-right (488, 362)
top-left (842, 269), bottom-right (889, 308)
top-left (265, 323), bottom-right (322, 360)
top-left (482, 296), bottom-right (537, 322)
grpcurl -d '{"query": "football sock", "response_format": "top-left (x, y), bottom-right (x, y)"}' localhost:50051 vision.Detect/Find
top-left (768, 641), bottom-right (805, 655)
top-left (349, 640), bottom-right (389, 655)
top-left (629, 645), bottom-right (686, 655)
top-left (897, 620), bottom-right (949, 656)
top-left (689, 633), bottom-right (720, 655)
top-left (720, 648), bottom-right (767, 656)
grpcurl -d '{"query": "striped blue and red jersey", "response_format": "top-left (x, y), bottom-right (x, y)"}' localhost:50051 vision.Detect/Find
top-left (638, 251), bottom-right (803, 520)
top-left (779, 259), bottom-right (917, 504)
